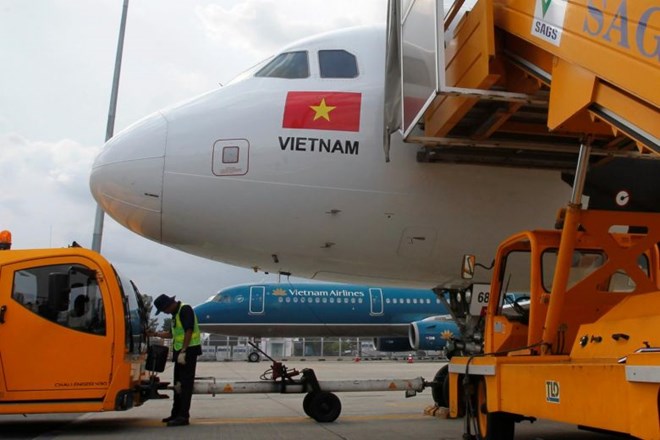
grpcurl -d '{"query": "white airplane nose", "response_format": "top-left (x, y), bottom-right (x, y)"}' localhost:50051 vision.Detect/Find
top-left (90, 112), bottom-right (167, 242)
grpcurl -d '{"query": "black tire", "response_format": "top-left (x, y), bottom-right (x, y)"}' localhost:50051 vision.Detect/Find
top-left (308, 391), bottom-right (342, 423)
top-left (302, 392), bottom-right (317, 417)
top-left (247, 351), bottom-right (260, 363)
top-left (431, 364), bottom-right (450, 407)
top-left (474, 379), bottom-right (515, 440)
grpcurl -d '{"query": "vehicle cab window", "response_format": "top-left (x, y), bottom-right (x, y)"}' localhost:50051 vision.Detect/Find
top-left (118, 274), bottom-right (147, 354)
top-left (497, 251), bottom-right (531, 321)
top-left (12, 264), bottom-right (106, 335)
top-left (255, 51), bottom-right (309, 79)
top-left (541, 250), bottom-right (649, 293)
top-left (319, 50), bottom-right (358, 78)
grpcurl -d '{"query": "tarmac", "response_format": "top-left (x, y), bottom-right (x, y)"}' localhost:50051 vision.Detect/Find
top-left (0, 359), bottom-right (624, 439)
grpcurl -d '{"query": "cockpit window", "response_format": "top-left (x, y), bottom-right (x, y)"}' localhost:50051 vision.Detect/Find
top-left (319, 50), bottom-right (358, 78)
top-left (255, 51), bottom-right (309, 79)
top-left (213, 294), bottom-right (232, 303)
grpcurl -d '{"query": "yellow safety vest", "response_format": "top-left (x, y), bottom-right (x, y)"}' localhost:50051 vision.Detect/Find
top-left (171, 303), bottom-right (201, 351)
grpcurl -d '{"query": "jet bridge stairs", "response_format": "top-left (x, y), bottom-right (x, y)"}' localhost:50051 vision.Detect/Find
top-left (390, 0), bottom-right (659, 169)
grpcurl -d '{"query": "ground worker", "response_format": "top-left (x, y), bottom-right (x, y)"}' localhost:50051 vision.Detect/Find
top-left (152, 294), bottom-right (202, 427)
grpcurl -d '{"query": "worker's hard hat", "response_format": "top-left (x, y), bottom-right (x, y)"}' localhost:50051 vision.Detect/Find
top-left (0, 230), bottom-right (11, 250)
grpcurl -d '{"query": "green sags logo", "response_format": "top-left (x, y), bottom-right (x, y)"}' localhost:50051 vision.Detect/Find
top-left (541, 0), bottom-right (552, 17)
top-left (531, 0), bottom-right (568, 47)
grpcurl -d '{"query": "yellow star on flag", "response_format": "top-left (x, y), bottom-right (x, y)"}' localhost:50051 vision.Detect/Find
top-left (310, 98), bottom-right (336, 121)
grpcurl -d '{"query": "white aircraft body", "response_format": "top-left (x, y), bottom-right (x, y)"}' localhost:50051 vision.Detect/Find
top-left (90, 26), bottom-right (570, 288)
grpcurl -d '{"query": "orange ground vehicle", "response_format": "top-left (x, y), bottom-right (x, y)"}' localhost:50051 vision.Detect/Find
top-left (0, 245), bottom-right (163, 414)
top-left (448, 208), bottom-right (660, 439)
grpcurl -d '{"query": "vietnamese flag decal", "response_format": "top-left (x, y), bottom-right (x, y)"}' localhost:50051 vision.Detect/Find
top-left (282, 91), bottom-right (361, 132)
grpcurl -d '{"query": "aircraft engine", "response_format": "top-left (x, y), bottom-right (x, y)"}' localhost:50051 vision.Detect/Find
top-left (372, 337), bottom-right (413, 352)
top-left (408, 318), bottom-right (460, 351)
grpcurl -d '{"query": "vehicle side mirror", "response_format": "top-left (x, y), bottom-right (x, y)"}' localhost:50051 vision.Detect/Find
top-left (461, 254), bottom-right (475, 280)
top-left (48, 272), bottom-right (71, 312)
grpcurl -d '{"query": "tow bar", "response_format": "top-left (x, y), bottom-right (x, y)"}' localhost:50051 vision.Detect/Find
top-left (189, 342), bottom-right (427, 423)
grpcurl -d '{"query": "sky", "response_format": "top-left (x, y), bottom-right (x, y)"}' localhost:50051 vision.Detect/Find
top-left (0, 1), bottom-right (387, 309)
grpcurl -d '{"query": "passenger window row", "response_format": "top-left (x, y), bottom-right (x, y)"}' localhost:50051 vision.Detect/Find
top-left (385, 298), bottom-right (435, 304)
top-left (278, 296), bottom-right (363, 304)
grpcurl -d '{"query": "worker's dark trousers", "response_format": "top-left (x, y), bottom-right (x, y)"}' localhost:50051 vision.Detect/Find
top-left (171, 350), bottom-right (198, 420)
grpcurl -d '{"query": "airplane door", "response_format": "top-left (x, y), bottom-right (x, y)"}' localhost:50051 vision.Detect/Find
top-left (249, 286), bottom-right (265, 315)
top-left (0, 257), bottom-right (113, 399)
top-left (369, 288), bottom-right (384, 316)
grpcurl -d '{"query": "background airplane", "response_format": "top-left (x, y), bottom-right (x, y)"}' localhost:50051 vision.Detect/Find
top-left (90, 25), bottom-right (572, 289)
top-left (194, 283), bottom-right (459, 353)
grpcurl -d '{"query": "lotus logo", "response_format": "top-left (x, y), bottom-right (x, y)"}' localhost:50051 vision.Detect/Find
top-left (272, 288), bottom-right (287, 297)
top-left (441, 329), bottom-right (454, 340)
